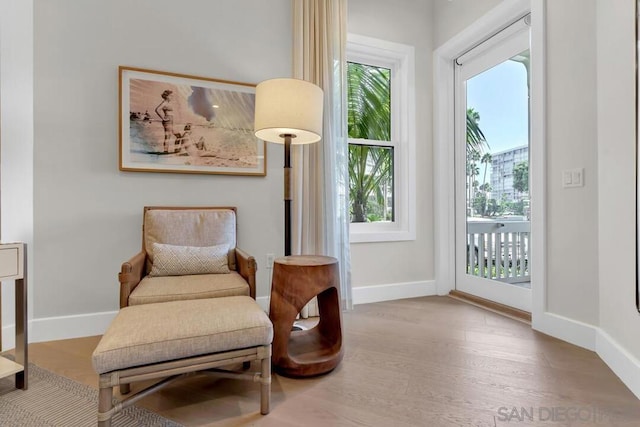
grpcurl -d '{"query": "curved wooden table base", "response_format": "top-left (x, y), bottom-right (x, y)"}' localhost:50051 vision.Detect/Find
top-left (269, 255), bottom-right (343, 377)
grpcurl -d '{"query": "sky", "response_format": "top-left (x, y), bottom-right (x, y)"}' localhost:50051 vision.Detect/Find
top-left (466, 57), bottom-right (529, 185)
top-left (466, 58), bottom-right (529, 155)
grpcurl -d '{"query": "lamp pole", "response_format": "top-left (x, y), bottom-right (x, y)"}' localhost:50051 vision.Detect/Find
top-left (283, 134), bottom-right (293, 256)
top-left (253, 78), bottom-right (323, 258)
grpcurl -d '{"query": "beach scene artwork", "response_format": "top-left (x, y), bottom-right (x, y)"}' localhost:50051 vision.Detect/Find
top-left (120, 67), bottom-right (266, 175)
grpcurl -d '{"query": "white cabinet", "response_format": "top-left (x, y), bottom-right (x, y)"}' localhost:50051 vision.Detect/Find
top-left (0, 242), bottom-right (28, 389)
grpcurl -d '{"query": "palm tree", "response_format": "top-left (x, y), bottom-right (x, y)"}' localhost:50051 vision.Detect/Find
top-left (466, 109), bottom-right (488, 216)
top-left (469, 165), bottom-right (480, 214)
top-left (349, 145), bottom-right (392, 222)
top-left (478, 182), bottom-right (492, 217)
top-left (347, 63), bottom-right (490, 222)
top-left (467, 150), bottom-right (481, 209)
top-left (466, 108), bottom-right (489, 156)
top-left (347, 62), bottom-right (390, 140)
top-left (347, 62), bottom-right (392, 223)
top-left (480, 152), bottom-right (492, 187)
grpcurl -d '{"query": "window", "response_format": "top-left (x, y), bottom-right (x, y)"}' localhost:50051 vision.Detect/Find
top-left (347, 34), bottom-right (415, 243)
top-left (348, 61), bottom-right (393, 223)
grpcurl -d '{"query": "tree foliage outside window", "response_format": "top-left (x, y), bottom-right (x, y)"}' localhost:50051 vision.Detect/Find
top-left (513, 161), bottom-right (529, 194)
top-left (466, 108), bottom-right (490, 217)
top-left (466, 109), bottom-right (530, 218)
top-left (347, 61), bottom-right (394, 223)
top-left (466, 107), bottom-right (487, 156)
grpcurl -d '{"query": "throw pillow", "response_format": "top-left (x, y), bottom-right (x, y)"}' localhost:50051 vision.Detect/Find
top-left (149, 243), bottom-right (230, 277)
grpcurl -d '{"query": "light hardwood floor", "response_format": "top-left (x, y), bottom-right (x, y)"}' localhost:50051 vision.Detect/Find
top-left (20, 297), bottom-right (640, 426)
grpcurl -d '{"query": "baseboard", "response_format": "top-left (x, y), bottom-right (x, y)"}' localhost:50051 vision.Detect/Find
top-left (256, 295), bottom-right (269, 313)
top-left (506, 312), bottom-right (640, 399)
top-left (352, 280), bottom-right (436, 305)
top-left (1, 297), bottom-right (274, 350)
top-left (256, 282), bottom-right (436, 312)
top-left (2, 293), bottom-right (639, 401)
top-left (0, 280), bottom-right (433, 347)
top-left (2, 310), bottom-right (118, 350)
top-left (532, 312), bottom-right (597, 351)
top-left (596, 329), bottom-right (640, 399)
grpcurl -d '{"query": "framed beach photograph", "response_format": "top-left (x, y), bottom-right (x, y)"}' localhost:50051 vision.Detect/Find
top-left (119, 66), bottom-right (266, 176)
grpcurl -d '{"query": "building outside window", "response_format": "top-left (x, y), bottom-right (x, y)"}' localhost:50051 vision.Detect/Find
top-left (490, 145), bottom-right (529, 216)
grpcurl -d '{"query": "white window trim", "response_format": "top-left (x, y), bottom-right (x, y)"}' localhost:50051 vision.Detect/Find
top-left (347, 33), bottom-right (416, 243)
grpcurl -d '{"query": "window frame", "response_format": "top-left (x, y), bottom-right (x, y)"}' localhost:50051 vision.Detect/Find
top-left (347, 33), bottom-right (416, 243)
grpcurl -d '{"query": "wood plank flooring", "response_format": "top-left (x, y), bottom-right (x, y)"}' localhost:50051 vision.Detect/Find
top-left (14, 296), bottom-right (640, 426)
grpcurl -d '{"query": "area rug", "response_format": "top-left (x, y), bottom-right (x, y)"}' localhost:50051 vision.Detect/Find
top-left (0, 362), bottom-right (183, 427)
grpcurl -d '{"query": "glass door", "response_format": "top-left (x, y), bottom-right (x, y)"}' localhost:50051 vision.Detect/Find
top-left (454, 16), bottom-right (532, 312)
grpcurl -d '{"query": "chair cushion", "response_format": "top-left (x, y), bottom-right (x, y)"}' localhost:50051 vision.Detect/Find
top-left (128, 272), bottom-right (249, 306)
top-left (92, 296), bottom-right (273, 374)
top-left (144, 208), bottom-right (237, 272)
top-left (149, 242), bottom-right (230, 277)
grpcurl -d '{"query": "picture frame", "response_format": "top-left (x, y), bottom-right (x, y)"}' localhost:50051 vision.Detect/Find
top-left (119, 66), bottom-right (266, 176)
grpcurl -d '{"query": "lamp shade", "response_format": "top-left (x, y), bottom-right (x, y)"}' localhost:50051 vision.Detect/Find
top-left (254, 78), bottom-right (323, 144)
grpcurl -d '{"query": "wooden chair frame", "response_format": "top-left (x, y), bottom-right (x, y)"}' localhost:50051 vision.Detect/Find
top-left (118, 206), bottom-right (258, 307)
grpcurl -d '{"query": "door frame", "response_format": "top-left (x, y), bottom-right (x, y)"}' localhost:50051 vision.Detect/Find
top-left (454, 21), bottom-right (532, 312)
top-left (433, 0), bottom-right (546, 319)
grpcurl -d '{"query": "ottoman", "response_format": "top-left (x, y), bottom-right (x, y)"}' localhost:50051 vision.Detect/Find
top-left (92, 296), bottom-right (273, 426)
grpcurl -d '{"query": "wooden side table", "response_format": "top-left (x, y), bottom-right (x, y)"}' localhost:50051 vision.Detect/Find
top-left (269, 255), bottom-right (343, 377)
top-left (0, 242), bottom-right (28, 389)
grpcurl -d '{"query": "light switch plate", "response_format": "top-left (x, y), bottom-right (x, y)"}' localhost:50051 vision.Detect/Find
top-left (562, 168), bottom-right (584, 188)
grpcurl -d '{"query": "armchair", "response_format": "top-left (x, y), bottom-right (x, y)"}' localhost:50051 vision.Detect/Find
top-left (118, 206), bottom-right (257, 308)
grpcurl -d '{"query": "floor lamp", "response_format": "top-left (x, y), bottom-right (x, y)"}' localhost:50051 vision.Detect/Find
top-left (254, 78), bottom-right (324, 256)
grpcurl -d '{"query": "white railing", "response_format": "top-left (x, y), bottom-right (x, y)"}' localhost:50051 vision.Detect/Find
top-left (467, 219), bottom-right (530, 284)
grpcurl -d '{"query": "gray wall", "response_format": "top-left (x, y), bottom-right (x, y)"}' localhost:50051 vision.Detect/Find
top-left (596, 0), bottom-right (640, 360)
top-left (30, 0), bottom-right (437, 323)
top-left (15, 0), bottom-right (640, 369)
top-left (0, 0), bottom-right (34, 335)
top-left (347, 0), bottom-right (435, 289)
top-left (433, 0), bottom-right (502, 49)
top-left (545, 0), bottom-right (599, 324)
top-left (33, 0), bottom-right (291, 318)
